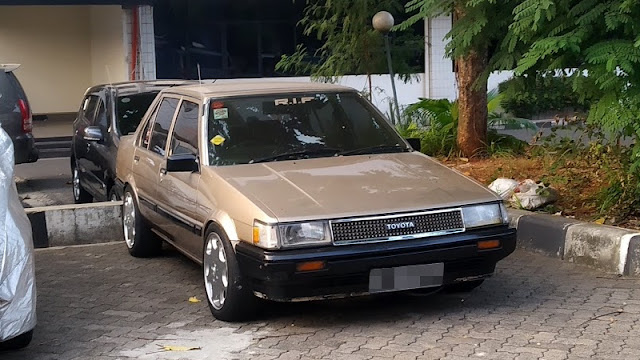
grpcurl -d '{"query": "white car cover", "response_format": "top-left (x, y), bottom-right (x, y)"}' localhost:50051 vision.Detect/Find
top-left (0, 127), bottom-right (36, 341)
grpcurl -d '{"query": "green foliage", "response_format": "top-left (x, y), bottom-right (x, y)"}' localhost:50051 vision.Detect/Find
top-left (396, 94), bottom-right (533, 157)
top-left (498, 73), bottom-right (590, 118)
top-left (509, 0), bottom-right (640, 219)
top-left (276, 0), bottom-right (423, 82)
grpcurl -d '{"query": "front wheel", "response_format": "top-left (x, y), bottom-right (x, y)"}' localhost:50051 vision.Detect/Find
top-left (203, 227), bottom-right (258, 322)
top-left (0, 330), bottom-right (33, 351)
top-left (122, 188), bottom-right (161, 257)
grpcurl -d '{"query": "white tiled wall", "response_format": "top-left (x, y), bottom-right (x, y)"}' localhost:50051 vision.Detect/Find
top-left (427, 15), bottom-right (458, 100)
top-left (123, 5), bottom-right (156, 80)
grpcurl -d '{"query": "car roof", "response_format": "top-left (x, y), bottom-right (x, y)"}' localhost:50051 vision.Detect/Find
top-left (0, 64), bottom-right (20, 73)
top-left (86, 80), bottom-right (199, 96)
top-left (161, 81), bottom-right (357, 99)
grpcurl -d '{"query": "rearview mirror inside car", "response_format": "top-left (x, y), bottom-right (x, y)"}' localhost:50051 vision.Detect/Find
top-left (406, 138), bottom-right (421, 152)
top-left (83, 126), bottom-right (103, 142)
top-left (166, 153), bottom-right (199, 173)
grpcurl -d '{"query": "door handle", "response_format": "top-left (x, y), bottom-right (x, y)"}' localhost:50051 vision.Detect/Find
top-left (160, 168), bottom-right (167, 176)
top-left (134, 155), bottom-right (140, 163)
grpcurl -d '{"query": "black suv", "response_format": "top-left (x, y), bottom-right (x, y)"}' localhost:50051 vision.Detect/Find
top-left (71, 80), bottom-right (194, 203)
top-left (0, 64), bottom-right (38, 164)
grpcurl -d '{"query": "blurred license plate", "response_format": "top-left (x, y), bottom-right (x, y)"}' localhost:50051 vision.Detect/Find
top-left (369, 263), bottom-right (444, 293)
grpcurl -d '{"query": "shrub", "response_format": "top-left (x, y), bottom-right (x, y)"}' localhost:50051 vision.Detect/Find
top-left (498, 74), bottom-right (590, 118)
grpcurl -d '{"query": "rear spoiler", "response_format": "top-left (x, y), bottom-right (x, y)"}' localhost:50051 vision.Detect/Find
top-left (0, 64), bottom-right (21, 73)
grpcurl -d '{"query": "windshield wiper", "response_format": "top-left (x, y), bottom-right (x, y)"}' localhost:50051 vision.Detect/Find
top-left (250, 148), bottom-right (341, 164)
top-left (339, 144), bottom-right (409, 156)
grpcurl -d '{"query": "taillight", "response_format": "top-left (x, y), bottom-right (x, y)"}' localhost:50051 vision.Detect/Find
top-left (18, 99), bottom-right (32, 133)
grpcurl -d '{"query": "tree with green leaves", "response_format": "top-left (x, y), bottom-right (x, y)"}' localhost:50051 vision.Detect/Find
top-left (276, 0), bottom-right (423, 99)
top-left (398, 0), bottom-right (521, 157)
top-left (507, 0), bottom-right (640, 217)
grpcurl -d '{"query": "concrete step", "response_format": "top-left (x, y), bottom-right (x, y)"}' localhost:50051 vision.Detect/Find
top-left (35, 136), bottom-right (72, 159)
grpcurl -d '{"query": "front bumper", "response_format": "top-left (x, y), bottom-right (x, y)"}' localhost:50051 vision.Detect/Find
top-left (236, 226), bottom-right (516, 301)
top-left (12, 133), bottom-right (38, 164)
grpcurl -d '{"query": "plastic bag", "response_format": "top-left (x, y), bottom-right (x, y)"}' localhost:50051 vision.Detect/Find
top-left (0, 127), bottom-right (36, 341)
top-left (511, 179), bottom-right (559, 210)
top-left (488, 178), bottom-right (519, 200)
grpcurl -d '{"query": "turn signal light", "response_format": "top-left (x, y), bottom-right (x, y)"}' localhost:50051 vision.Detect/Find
top-left (296, 261), bottom-right (326, 272)
top-left (477, 240), bottom-right (500, 250)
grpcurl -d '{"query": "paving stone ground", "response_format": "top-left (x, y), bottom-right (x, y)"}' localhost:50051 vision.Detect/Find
top-left (4, 242), bottom-right (640, 360)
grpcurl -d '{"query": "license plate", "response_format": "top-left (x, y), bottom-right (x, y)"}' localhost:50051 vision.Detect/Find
top-left (369, 263), bottom-right (444, 293)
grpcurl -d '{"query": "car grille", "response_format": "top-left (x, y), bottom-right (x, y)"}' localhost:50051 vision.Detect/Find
top-left (330, 209), bottom-right (465, 245)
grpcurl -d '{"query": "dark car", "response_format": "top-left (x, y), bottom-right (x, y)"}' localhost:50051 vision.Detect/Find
top-left (0, 64), bottom-right (38, 164)
top-left (71, 80), bottom-right (195, 203)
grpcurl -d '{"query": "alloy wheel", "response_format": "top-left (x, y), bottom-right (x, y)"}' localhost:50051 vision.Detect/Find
top-left (204, 233), bottom-right (228, 310)
top-left (123, 192), bottom-right (136, 248)
top-left (72, 168), bottom-right (81, 201)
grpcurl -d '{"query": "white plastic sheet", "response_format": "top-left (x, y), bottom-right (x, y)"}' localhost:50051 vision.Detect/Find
top-left (0, 127), bottom-right (36, 341)
top-left (489, 178), bottom-right (559, 210)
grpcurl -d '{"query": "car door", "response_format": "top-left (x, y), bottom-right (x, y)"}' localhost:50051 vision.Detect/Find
top-left (132, 96), bottom-right (180, 225)
top-left (83, 91), bottom-right (112, 199)
top-left (74, 93), bottom-right (100, 196)
top-left (156, 98), bottom-right (202, 257)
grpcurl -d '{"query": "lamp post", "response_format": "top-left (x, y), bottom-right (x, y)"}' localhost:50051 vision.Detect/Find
top-left (373, 11), bottom-right (401, 124)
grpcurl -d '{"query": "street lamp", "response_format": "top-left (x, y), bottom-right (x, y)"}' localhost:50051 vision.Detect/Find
top-left (373, 11), bottom-right (401, 124)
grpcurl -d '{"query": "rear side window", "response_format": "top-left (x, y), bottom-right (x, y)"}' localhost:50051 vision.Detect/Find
top-left (170, 100), bottom-right (200, 157)
top-left (148, 97), bottom-right (179, 156)
top-left (117, 92), bottom-right (158, 135)
top-left (0, 73), bottom-right (20, 113)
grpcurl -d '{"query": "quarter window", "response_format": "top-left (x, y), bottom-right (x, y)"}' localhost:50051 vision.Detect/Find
top-left (170, 100), bottom-right (200, 157)
top-left (148, 97), bottom-right (179, 156)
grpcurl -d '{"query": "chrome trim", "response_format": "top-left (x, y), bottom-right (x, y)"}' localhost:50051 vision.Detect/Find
top-left (329, 208), bottom-right (465, 246)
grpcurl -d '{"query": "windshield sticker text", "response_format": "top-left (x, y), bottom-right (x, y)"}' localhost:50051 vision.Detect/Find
top-left (274, 97), bottom-right (315, 106)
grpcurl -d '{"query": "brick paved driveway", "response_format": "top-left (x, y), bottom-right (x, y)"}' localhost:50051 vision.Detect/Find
top-left (4, 243), bottom-right (640, 360)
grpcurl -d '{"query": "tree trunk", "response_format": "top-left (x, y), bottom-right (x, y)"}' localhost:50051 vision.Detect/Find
top-left (454, 3), bottom-right (489, 158)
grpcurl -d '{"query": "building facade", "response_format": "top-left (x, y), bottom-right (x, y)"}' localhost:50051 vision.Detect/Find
top-left (0, 0), bottom-right (511, 118)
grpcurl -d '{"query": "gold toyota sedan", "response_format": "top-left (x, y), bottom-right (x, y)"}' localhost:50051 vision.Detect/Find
top-left (115, 82), bottom-right (516, 321)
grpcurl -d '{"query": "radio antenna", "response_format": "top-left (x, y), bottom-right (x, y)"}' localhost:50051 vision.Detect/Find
top-left (197, 63), bottom-right (202, 85)
top-left (105, 65), bottom-right (113, 87)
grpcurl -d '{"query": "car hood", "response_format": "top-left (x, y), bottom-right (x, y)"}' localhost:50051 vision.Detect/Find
top-left (212, 152), bottom-right (501, 222)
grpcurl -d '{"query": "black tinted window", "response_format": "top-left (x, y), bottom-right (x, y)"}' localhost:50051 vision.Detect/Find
top-left (117, 92), bottom-right (158, 135)
top-left (82, 96), bottom-right (100, 123)
top-left (149, 97), bottom-right (179, 156)
top-left (95, 99), bottom-right (108, 128)
top-left (170, 100), bottom-right (199, 156)
top-left (0, 73), bottom-right (19, 113)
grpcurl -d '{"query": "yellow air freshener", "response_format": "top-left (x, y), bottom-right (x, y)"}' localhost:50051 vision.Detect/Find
top-left (211, 135), bottom-right (226, 146)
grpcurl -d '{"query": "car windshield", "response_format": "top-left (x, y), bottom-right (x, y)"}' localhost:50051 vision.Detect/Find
top-left (206, 92), bottom-right (408, 166)
top-left (116, 92), bottom-right (159, 135)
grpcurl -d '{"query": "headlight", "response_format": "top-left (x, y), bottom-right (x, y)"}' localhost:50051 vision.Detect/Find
top-left (279, 222), bottom-right (332, 248)
top-left (252, 220), bottom-right (332, 249)
top-left (462, 203), bottom-right (506, 229)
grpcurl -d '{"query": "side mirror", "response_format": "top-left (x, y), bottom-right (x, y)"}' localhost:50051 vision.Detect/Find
top-left (166, 153), bottom-right (199, 173)
top-left (83, 126), bottom-right (104, 142)
top-left (406, 138), bottom-right (421, 152)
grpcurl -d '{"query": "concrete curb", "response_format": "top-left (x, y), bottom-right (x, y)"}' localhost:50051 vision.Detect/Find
top-left (508, 209), bottom-right (640, 276)
top-left (25, 201), bottom-right (123, 248)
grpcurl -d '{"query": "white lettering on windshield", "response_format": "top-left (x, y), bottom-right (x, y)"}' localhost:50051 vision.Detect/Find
top-left (274, 97), bottom-right (315, 106)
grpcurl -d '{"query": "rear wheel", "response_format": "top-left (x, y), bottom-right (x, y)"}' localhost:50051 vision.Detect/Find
top-left (72, 164), bottom-right (92, 204)
top-left (0, 330), bottom-right (33, 351)
top-left (122, 187), bottom-right (161, 257)
top-left (203, 227), bottom-right (258, 322)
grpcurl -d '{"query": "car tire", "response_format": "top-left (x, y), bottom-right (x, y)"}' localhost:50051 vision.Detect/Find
top-left (72, 163), bottom-right (92, 204)
top-left (0, 330), bottom-right (33, 351)
top-left (203, 226), bottom-right (258, 322)
top-left (109, 187), bottom-right (121, 202)
top-left (444, 280), bottom-right (485, 293)
top-left (122, 187), bottom-right (161, 258)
